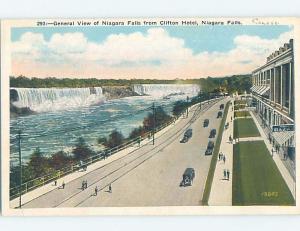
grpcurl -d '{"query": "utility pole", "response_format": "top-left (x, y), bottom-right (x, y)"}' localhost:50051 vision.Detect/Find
top-left (152, 103), bottom-right (156, 145)
top-left (18, 130), bottom-right (22, 209)
top-left (186, 96), bottom-right (189, 117)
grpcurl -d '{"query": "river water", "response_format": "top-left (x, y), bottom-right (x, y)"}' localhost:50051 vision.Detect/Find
top-left (10, 84), bottom-right (200, 164)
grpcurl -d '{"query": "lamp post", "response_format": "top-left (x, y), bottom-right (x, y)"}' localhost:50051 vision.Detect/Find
top-left (18, 130), bottom-right (22, 208)
top-left (152, 103), bottom-right (156, 145)
top-left (186, 96), bottom-right (189, 117)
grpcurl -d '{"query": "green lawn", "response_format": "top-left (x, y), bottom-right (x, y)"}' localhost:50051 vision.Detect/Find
top-left (233, 141), bottom-right (295, 205)
top-left (234, 104), bottom-right (246, 110)
top-left (234, 111), bottom-right (250, 118)
top-left (234, 100), bottom-right (246, 105)
top-left (234, 118), bottom-right (260, 138)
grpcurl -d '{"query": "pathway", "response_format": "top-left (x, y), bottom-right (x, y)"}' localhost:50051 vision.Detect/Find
top-left (208, 100), bottom-right (234, 206)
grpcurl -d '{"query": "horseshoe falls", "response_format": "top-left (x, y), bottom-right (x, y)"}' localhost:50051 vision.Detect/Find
top-left (133, 84), bottom-right (200, 97)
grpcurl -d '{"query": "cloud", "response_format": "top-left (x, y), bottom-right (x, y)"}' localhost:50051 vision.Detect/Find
top-left (11, 28), bottom-right (293, 79)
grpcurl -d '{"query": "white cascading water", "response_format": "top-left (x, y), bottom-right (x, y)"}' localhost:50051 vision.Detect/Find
top-left (11, 87), bottom-right (105, 112)
top-left (133, 84), bottom-right (200, 97)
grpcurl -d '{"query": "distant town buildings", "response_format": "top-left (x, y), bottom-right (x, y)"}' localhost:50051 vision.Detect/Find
top-left (250, 39), bottom-right (295, 163)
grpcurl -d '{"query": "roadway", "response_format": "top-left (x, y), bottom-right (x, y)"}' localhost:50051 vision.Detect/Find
top-left (22, 98), bottom-right (228, 208)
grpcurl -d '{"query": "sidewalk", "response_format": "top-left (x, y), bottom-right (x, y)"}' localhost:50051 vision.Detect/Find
top-left (250, 111), bottom-right (296, 199)
top-left (208, 100), bottom-right (234, 206)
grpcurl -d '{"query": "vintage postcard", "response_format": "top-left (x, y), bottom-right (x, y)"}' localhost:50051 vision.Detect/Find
top-left (1, 17), bottom-right (300, 215)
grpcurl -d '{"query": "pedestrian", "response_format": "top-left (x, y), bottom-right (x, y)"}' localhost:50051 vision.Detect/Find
top-left (223, 169), bottom-right (226, 180)
top-left (227, 170), bottom-right (230, 180)
top-left (271, 148), bottom-right (274, 157)
top-left (109, 184), bottom-right (112, 193)
top-left (54, 180), bottom-right (57, 186)
top-left (62, 181), bottom-right (65, 189)
top-left (223, 155), bottom-right (226, 164)
top-left (82, 181), bottom-right (85, 190)
top-left (231, 116), bottom-right (232, 122)
top-left (229, 135), bottom-right (232, 143)
top-left (95, 186), bottom-right (98, 196)
top-left (218, 153), bottom-right (221, 161)
top-left (85, 180), bottom-right (88, 189)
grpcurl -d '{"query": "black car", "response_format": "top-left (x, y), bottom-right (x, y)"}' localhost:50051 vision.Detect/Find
top-left (203, 119), bottom-right (209, 127)
top-left (217, 111), bottom-right (223, 118)
top-left (180, 168), bottom-right (195, 186)
top-left (209, 129), bottom-right (217, 138)
top-left (205, 141), bottom-right (215, 155)
top-left (180, 128), bottom-right (193, 143)
top-left (219, 104), bottom-right (224, 110)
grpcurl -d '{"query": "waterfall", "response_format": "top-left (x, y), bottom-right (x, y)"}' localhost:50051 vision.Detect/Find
top-left (10, 87), bottom-right (105, 112)
top-left (133, 84), bottom-right (200, 97)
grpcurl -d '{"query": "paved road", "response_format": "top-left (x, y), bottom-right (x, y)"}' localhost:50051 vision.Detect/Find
top-left (23, 98), bottom-right (227, 208)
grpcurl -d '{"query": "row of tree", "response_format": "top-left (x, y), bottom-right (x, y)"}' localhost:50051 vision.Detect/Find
top-left (10, 75), bottom-right (252, 94)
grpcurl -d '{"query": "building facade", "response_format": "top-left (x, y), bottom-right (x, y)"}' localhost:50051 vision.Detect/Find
top-left (250, 39), bottom-right (295, 162)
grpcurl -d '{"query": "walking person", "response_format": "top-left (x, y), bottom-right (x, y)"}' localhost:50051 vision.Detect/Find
top-left (271, 148), bottom-right (274, 157)
top-left (85, 180), bottom-right (88, 189)
top-left (95, 186), bottom-right (98, 196)
top-left (109, 184), bottom-right (112, 193)
top-left (223, 169), bottom-right (227, 180)
top-left (223, 155), bottom-right (226, 164)
top-left (227, 170), bottom-right (230, 180)
top-left (82, 181), bottom-right (85, 190)
top-left (54, 180), bottom-right (57, 186)
top-left (62, 181), bottom-right (65, 189)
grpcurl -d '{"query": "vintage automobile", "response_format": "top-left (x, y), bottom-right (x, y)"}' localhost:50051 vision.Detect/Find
top-left (219, 104), bottom-right (224, 110)
top-left (209, 129), bottom-right (217, 138)
top-left (203, 119), bottom-right (209, 127)
top-left (180, 168), bottom-right (195, 186)
top-left (180, 128), bottom-right (193, 143)
top-left (205, 140), bottom-right (215, 155)
top-left (217, 111), bottom-right (223, 118)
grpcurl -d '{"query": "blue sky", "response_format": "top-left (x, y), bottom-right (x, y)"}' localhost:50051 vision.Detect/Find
top-left (12, 25), bottom-right (291, 54)
top-left (11, 25), bottom-right (293, 79)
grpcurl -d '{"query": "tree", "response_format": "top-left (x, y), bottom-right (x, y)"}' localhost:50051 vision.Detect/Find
top-left (72, 137), bottom-right (94, 161)
top-left (49, 151), bottom-right (72, 170)
top-left (143, 106), bottom-right (171, 132)
top-left (172, 100), bottom-right (187, 117)
top-left (28, 147), bottom-right (49, 178)
top-left (105, 130), bottom-right (125, 149)
top-left (128, 126), bottom-right (145, 139)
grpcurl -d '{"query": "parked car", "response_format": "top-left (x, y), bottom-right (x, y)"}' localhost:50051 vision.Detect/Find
top-left (180, 168), bottom-right (195, 186)
top-left (180, 128), bottom-right (193, 143)
top-left (203, 119), bottom-right (209, 127)
top-left (217, 111), bottom-right (223, 118)
top-left (219, 104), bottom-right (224, 110)
top-left (209, 129), bottom-right (217, 138)
top-left (205, 141), bottom-right (215, 155)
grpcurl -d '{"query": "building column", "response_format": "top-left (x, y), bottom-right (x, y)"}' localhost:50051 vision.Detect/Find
top-left (269, 69), bottom-right (272, 101)
top-left (270, 110), bottom-right (273, 126)
top-left (273, 67), bottom-right (276, 104)
top-left (280, 65), bottom-right (283, 107)
top-left (289, 62), bottom-right (292, 114)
